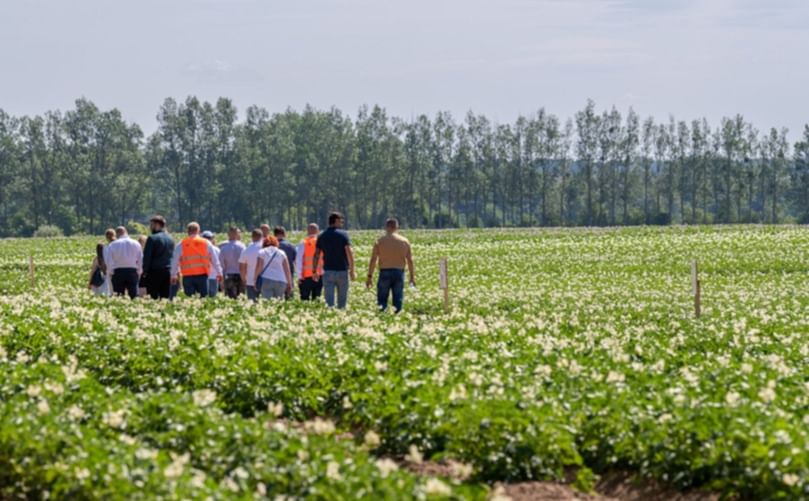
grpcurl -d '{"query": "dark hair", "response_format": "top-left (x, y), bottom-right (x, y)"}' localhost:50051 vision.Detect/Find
top-left (328, 212), bottom-right (344, 226)
top-left (385, 217), bottom-right (399, 229)
top-left (251, 229), bottom-right (263, 240)
top-left (228, 226), bottom-right (240, 233)
top-left (96, 242), bottom-right (106, 272)
top-left (273, 226), bottom-right (286, 237)
top-left (150, 215), bottom-right (166, 227)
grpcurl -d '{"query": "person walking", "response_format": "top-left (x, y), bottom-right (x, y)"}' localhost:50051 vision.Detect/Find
top-left (87, 243), bottom-right (109, 295)
top-left (137, 235), bottom-right (148, 297)
top-left (102, 228), bottom-right (116, 296)
top-left (201, 231), bottom-right (223, 298)
top-left (239, 228), bottom-right (264, 301)
top-left (295, 223), bottom-right (324, 301)
top-left (141, 215), bottom-right (175, 300)
top-left (254, 236), bottom-right (293, 300)
top-left (219, 226), bottom-right (246, 298)
top-left (366, 218), bottom-right (416, 313)
top-left (312, 212), bottom-right (355, 309)
top-left (170, 222), bottom-right (221, 298)
top-left (274, 226), bottom-right (297, 300)
top-left (105, 226), bottom-right (142, 299)
top-left (260, 224), bottom-right (271, 239)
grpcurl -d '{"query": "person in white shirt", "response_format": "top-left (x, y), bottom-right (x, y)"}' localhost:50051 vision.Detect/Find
top-left (254, 236), bottom-right (292, 300)
top-left (201, 231), bottom-right (223, 298)
top-left (239, 228), bottom-right (264, 301)
top-left (104, 226), bottom-right (143, 299)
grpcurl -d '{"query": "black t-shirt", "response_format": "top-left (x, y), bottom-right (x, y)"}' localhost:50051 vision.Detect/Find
top-left (316, 228), bottom-right (351, 271)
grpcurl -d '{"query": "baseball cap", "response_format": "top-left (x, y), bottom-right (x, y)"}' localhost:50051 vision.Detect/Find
top-left (201, 230), bottom-right (214, 239)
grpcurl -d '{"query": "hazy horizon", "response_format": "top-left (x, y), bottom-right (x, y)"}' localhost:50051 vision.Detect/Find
top-left (1, 0), bottom-right (807, 138)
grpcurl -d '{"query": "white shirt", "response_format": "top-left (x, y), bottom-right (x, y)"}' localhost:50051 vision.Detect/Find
top-left (169, 238), bottom-right (222, 278)
top-left (257, 246), bottom-right (289, 284)
top-left (105, 236), bottom-right (143, 274)
top-left (208, 246), bottom-right (222, 279)
top-left (238, 241), bottom-right (263, 287)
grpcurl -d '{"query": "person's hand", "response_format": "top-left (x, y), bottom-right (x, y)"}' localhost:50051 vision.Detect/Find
top-left (286, 283), bottom-right (292, 294)
top-left (350, 270), bottom-right (357, 282)
top-left (298, 278), bottom-right (303, 286)
top-left (365, 276), bottom-right (372, 289)
top-left (312, 273), bottom-right (320, 282)
top-left (170, 277), bottom-right (178, 285)
top-left (217, 275), bottom-right (223, 283)
top-left (87, 283), bottom-right (92, 290)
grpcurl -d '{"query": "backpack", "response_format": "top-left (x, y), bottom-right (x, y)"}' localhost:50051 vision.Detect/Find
top-left (90, 267), bottom-right (104, 287)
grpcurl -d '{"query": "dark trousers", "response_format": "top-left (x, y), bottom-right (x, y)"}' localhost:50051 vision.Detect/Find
top-left (223, 274), bottom-right (244, 299)
top-left (145, 268), bottom-right (171, 299)
top-left (112, 268), bottom-right (139, 299)
top-left (182, 275), bottom-right (209, 298)
top-left (246, 285), bottom-right (259, 301)
top-left (377, 268), bottom-right (405, 313)
top-left (299, 277), bottom-right (323, 301)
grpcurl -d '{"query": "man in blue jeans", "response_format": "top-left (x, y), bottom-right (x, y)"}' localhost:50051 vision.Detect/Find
top-left (312, 212), bottom-right (355, 309)
top-left (366, 218), bottom-right (416, 313)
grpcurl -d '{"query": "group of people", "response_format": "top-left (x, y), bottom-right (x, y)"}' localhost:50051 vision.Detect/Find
top-left (88, 212), bottom-right (417, 312)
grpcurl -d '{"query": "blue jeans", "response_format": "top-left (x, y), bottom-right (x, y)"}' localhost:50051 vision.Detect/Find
top-left (323, 270), bottom-right (349, 309)
top-left (377, 268), bottom-right (405, 313)
top-left (183, 275), bottom-right (209, 297)
top-left (208, 278), bottom-right (219, 298)
top-left (261, 279), bottom-right (287, 300)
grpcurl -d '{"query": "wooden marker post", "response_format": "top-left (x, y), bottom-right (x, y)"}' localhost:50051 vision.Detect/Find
top-left (692, 259), bottom-right (701, 319)
top-left (29, 254), bottom-right (36, 288)
top-left (439, 258), bottom-right (449, 312)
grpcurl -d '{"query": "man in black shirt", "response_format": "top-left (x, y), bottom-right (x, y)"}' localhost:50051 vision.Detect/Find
top-left (274, 226), bottom-right (297, 300)
top-left (142, 215), bottom-right (175, 299)
top-left (313, 212), bottom-right (355, 309)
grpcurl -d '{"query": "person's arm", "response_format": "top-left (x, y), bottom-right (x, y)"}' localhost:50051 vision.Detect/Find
top-left (406, 244), bottom-right (416, 287)
top-left (88, 258), bottom-right (98, 289)
top-left (294, 243), bottom-right (304, 281)
top-left (135, 242), bottom-right (143, 276)
top-left (170, 242), bottom-right (182, 283)
top-left (346, 244), bottom-right (356, 281)
top-left (254, 256), bottom-right (264, 286)
top-left (104, 245), bottom-right (113, 276)
top-left (142, 237), bottom-right (153, 274)
top-left (238, 248), bottom-right (248, 284)
top-left (219, 245), bottom-right (227, 274)
top-left (283, 257), bottom-right (292, 292)
top-left (312, 245), bottom-right (322, 282)
top-left (366, 243), bottom-right (378, 289)
top-left (209, 243), bottom-right (223, 280)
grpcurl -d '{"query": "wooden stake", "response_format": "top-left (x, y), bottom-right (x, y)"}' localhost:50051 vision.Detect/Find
top-left (29, 254), bottom-right (36, 288)
top-left (439, 258), bottom-right (449, 312)
top-left (692, 259), bottom-right (701, 319)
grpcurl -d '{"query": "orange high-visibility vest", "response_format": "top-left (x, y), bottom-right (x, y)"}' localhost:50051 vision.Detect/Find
top-left (301, 236), bottom-right (323, 278)
top-left (179, 236), bottom-right (210, 277)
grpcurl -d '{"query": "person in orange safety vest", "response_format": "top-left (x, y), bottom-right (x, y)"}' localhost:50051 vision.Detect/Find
top-left (170, 221), bottom-right (222, 298)
top-left (294, 223), bottom-right (324, 301)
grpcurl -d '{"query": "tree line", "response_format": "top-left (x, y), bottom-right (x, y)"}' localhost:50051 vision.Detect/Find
top-left (0, 97), bottom-right (808, 237)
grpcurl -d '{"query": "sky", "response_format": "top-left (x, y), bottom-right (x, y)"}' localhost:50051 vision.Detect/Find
top-left (1, 0), bottom-right (807, 138)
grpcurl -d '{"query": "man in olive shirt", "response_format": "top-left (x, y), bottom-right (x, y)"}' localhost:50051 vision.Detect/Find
top-left (142, 215), bottom-right (175, 299)
top-left (366, 218), bottom-right (415, 313)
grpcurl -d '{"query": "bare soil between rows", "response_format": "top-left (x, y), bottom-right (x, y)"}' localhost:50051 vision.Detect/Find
top-left (406, 461), bottom-right (722, 501)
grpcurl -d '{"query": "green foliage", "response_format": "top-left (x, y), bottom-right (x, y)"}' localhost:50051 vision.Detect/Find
top-left (0, 226), bottom-right (807, 499)
top-left (1, 101), bottom-right (809, 237)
